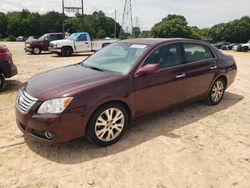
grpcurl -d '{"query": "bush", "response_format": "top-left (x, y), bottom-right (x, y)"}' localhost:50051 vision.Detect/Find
top-left (7, 35), bottom-right (16, 41)
top-left (96, 29), bottom-right (106, 39)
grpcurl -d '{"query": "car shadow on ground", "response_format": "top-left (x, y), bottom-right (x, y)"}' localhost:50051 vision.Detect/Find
top-left (25, 92), bottom-right (244, 164)
top-left (1, 80), bottom-right (23, 94)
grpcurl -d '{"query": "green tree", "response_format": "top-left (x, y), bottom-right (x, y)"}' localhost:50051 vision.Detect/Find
top-left (132, 27), bottom-right (141, 38)
top-left (151, 14), bottom-right (192, 38)
top-left (0, 12), bottom-right (8, 37)
top-left (96, 29), bottom-right (106, 38)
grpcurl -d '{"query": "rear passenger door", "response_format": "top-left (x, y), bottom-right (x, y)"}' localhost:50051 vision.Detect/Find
top-left (183, 43), bottom-right (218, 100)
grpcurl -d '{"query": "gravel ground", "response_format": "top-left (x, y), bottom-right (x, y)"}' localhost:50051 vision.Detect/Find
top-left (0, 42), bottom-right (249, 188)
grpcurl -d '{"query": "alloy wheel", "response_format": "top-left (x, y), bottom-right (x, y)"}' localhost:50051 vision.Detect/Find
top-left (94, 108), bottom-right (125, 142)
top-left (211, 80), bottom-right (224, 103)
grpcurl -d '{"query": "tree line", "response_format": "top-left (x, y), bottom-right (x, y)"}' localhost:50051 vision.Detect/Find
top-left (141, 14), bottom-right (250, 43)
top-left (0, 9), bottom-right (250, 43)
top-left (0, 9), bottom-right (121, 40)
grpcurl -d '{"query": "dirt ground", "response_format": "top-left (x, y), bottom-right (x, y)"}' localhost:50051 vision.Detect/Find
top-left (0, 42), bottom-right (249, 188)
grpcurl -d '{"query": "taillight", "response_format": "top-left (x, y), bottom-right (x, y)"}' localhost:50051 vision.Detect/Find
top-left (0, 47), bottom-right (9, 60)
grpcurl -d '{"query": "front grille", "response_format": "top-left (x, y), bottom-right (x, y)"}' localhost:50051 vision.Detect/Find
top-left (16, 89), bottom-right (38, 114)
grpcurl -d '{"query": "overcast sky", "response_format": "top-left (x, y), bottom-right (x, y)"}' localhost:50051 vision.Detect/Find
top-left (0, 0), bottom-right (250, 30)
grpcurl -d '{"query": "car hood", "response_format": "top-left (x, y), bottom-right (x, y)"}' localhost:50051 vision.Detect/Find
top-left (50, 39), bottom-right (72, 45)
top-left (25, 64), bottom-right (122, 100)
top-left (25, 39), bottom-right (43, 44)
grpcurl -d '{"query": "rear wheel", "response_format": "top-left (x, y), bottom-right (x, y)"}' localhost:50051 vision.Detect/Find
top-left (0, 73), bottom-right (6, 91)
top-left (61, 47), bottom-right (72, 57)
top-left (86, 103), bottom-right (128, 146)
top-left (32, 46), bottom-right (41, 54)
top-left (205, 78), bottom-right (226, 105)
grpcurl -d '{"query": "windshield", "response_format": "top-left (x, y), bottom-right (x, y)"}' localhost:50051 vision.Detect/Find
top-left (39, 34), bottom-right (48, 40)
top-left (67, 33), bottom-right (78, 41)
top-left (83, 42), bottom-right (150, 74)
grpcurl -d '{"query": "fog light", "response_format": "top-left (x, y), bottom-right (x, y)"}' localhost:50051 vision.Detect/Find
top-left (44, 131), bottom-right (54, 140)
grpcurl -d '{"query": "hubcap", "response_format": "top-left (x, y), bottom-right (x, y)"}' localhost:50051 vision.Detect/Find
top-left (95, 108), bottom-right (125, 142)
top-left (211, 80), bottom-right (224, 102)
top-left (34, 48), bottom-right (40, 54)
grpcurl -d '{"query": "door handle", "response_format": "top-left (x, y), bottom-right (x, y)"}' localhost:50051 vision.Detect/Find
top-left (176, 73), bottom-right (186, 78)
top-left (210, 65), bottom-right (218, 70)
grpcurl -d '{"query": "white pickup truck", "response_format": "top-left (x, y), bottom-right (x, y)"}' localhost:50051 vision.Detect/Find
top-left (49, 32), bottom-right (118, 56)
top-left (241, 40), bottom-right (250, 52)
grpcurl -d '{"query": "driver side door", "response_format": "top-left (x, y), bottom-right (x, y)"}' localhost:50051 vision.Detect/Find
top-left (134, 43), bottom-right (187, 115)
top-left (75, 34), bottom-right (91, 52)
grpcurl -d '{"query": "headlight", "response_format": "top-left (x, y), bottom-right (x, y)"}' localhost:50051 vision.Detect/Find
top-left (37, 97), bottom-right (73, 114)
top-left (26, 43), bottom-right (31, 47)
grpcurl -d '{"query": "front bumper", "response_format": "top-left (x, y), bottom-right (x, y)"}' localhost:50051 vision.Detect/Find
top-left (24, 46), bottom-right (33, 52)
top-left (16, 106), bottom-right (87, 144)
top-left (49, 46), bottom-right (61, 53)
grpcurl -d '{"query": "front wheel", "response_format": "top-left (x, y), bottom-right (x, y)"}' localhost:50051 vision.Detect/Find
top-left (86, 103), bottom-right (128, 146)
top-left (242, 46), bottom-right (249, 52)
top-left (0, 73), bottom-right (6, 91)
top-left (205, 78), bottom-right (226, 105)
top-left (61, 47), bottom-right (72, 57)
top-left (32, 46), bottom-right (41, 54)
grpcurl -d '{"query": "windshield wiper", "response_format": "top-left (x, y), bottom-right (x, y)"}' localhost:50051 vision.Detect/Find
top-left (83, 65), bottom-right (104, 72)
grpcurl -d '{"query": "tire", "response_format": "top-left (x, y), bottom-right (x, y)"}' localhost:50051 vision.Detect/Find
top-left (242, 46), bottom-right (249, 52)
top-left (0, 73), bottom-right (6, 91)
top-left (205, 78), bottom-right (226, 105)
top-left (32, 46), bottom-right (41, 54)
top-left (86, 103), bottom-right (128, 146)
top-left (61, 47), bottom-right (72, 57)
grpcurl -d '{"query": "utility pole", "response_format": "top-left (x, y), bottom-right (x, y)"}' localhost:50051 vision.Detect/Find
top-left (62, 0), bottom-right (65, 34)
top-left (62, 0), bottom-right (84, 32)
top-left (114, 10), bottom-right (117, 38)
top-left (81, 0), bottom-right (84, 31)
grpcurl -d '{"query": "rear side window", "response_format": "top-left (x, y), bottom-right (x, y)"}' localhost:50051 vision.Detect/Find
top-left (183, 43), bottom-right (214, 63)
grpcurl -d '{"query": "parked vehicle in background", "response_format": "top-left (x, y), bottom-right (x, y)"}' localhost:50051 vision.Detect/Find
top-left (49, 32), bottom-right (118, 57)
top-left (241, 40), bottom-right (250, 52)
top-left (221, 43), bottom-right (238, 50)
top-left (213, 42), bottom-right (230, 49)
top-left (0, 45), bottom-right (18, 91)
top-left (24, 33), bottom-right (64, 55)
top-left (16, 36), bottom-right (27, 41)
top-left (16, 38), bottom-right (237, 146)
top-left (232, 44), bottom-right (242, 52)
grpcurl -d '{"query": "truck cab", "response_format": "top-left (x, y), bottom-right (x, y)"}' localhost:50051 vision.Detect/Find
top-left (49, 32), bottom-right (118, 57)
top-left (25, 33), bottom-right (64, 54)
top-left (241, 40), bottom-right (250, 52)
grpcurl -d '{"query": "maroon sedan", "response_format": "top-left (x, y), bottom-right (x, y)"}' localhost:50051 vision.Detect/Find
top-left (0, 45), bottom-right (18, 91)
top-left (16, 38), bottom-right (237, 146)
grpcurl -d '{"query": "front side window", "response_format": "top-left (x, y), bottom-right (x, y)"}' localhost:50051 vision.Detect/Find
top-left (145, 43), bottom-right (183, 69)
top-left (183, 43), bottom-right (214, 63)
top-left (83, 43), bottom-right (150, 74)
top-left (77, 34), bottom-right (87, 41)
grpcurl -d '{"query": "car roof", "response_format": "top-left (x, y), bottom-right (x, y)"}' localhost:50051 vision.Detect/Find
top-left (120, 38), bottom-right (205, 46)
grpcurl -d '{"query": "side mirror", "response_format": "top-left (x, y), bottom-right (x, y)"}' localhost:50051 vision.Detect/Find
top-left (137, 64), bottom-right (160, 76)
